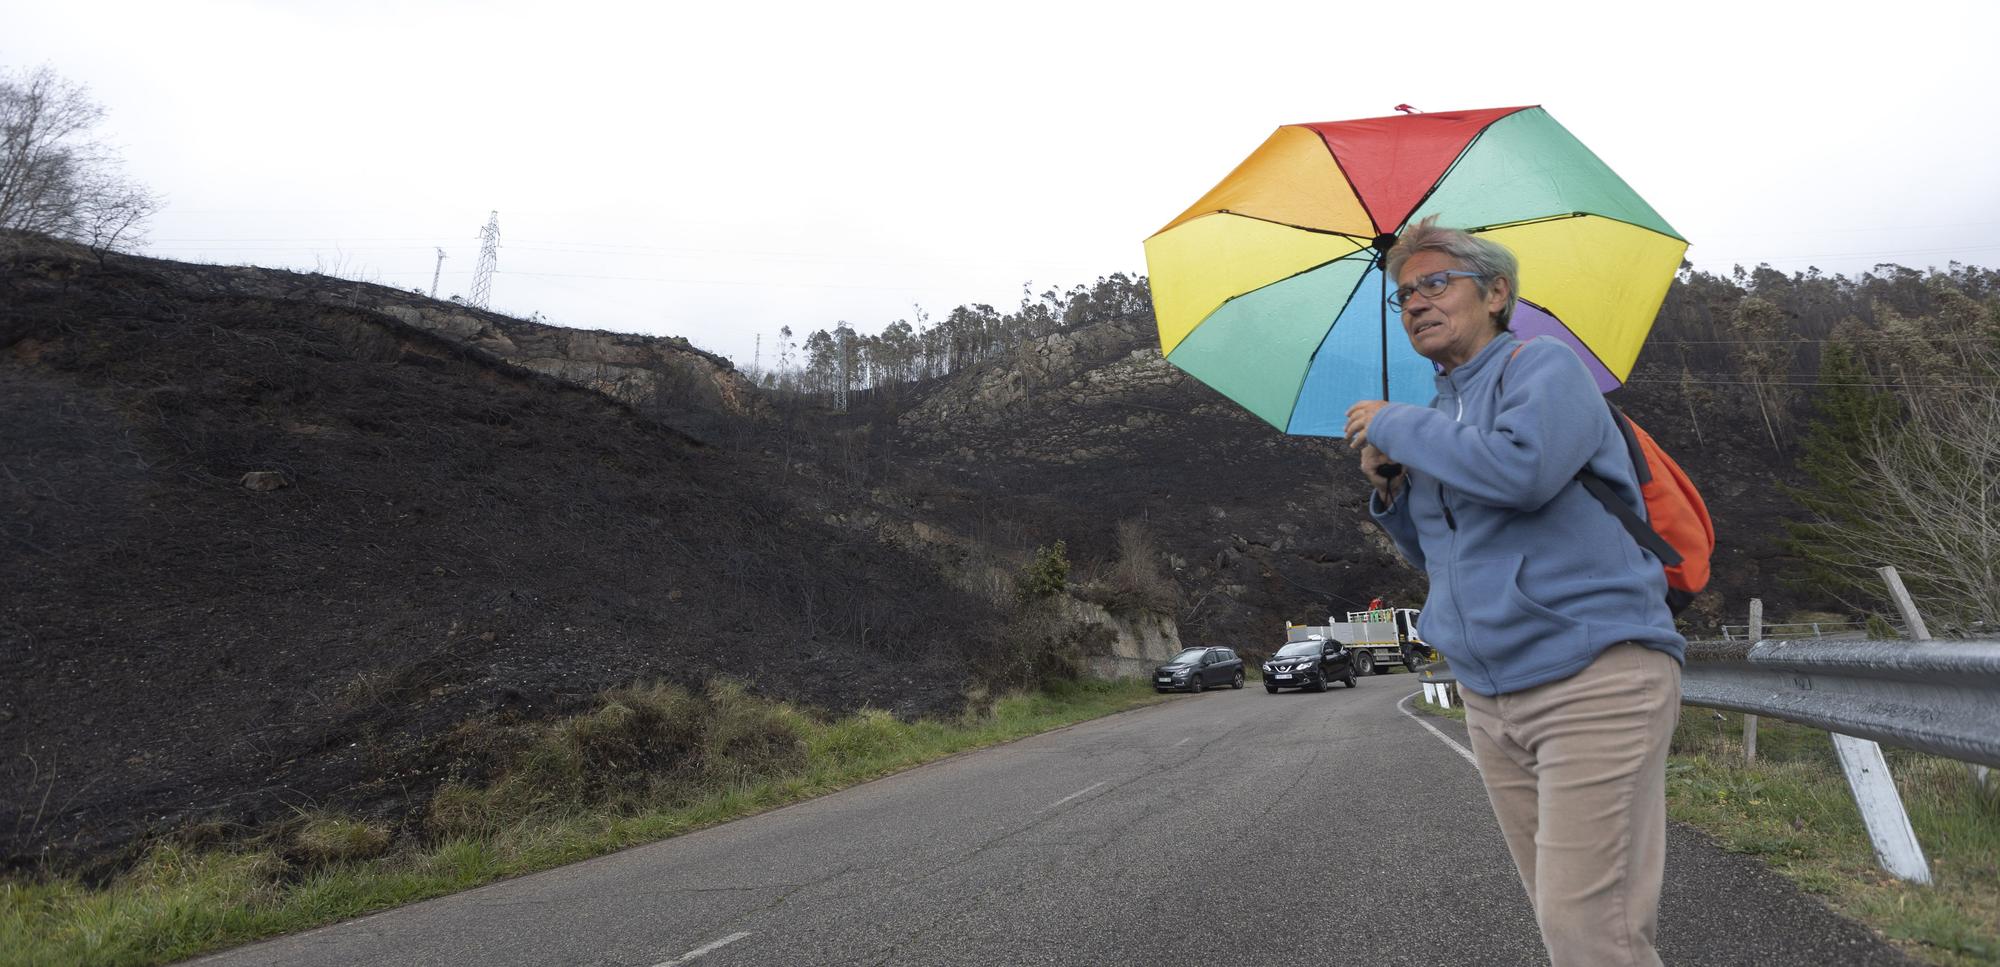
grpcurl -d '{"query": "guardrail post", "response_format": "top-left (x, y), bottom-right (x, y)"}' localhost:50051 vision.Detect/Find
top-left (1831, 733), bottom-right (1933, 884)
top-left (1420, 670), bottom-right (1456, 709)
top-left (1817, 565), bottom-right (1932, 885)
top-left (1744, 599), bottom-right (1761, 763)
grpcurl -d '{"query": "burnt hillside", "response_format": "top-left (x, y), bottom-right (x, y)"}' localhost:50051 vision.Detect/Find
top-left (2, 232), bottom-right (1867, 875)
top-left (0, 236), bottom-right (1003, 872)
top-left (857, 310), bottom-right (1830, 651)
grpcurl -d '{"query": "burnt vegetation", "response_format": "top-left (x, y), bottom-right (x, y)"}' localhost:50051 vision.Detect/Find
top-left (5, 227), bottom-right (1997, 880)
top-left (0, 233), bottom-right (1004, 876)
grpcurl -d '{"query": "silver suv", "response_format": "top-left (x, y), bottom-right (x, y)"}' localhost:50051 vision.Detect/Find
top-left (1153, 646), bottom-right (1245, 693)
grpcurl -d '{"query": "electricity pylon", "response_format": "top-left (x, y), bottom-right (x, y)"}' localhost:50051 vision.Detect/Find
top-left (468, 211), bottom-right (500, 309)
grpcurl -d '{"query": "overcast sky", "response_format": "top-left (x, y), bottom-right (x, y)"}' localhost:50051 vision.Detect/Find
top-left (6, 0), bottom-right (1998, 368)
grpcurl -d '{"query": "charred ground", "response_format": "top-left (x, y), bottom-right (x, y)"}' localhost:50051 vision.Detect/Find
top-left (2, 234), bottom-right (1832, 877)
top-left (1, 237), bottom-right (1002, 874)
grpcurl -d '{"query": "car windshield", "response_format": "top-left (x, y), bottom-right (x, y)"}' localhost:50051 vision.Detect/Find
top-left (1169, 649), bottom-right (1207, 665)
top-left (1275, 641), bottom-right (1324, 658)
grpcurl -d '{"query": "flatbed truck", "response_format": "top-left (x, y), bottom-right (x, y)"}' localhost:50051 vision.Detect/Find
top-left (1284, 607), bottom-right (1434, 676)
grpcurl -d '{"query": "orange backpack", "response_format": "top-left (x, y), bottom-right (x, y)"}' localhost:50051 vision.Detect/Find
top-left (1503, 344), bottom-right (1715, 613)
top-left (1579, 403), bottom-right (1715, 614)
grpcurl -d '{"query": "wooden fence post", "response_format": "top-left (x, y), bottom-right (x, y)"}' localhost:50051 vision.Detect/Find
top-left (1878, 566), bottom-right (1992, 790)
top-left (1879, 565), bottom-right (1932, 641)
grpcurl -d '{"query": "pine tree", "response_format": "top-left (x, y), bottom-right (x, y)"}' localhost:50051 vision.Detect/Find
top-left (1782, 339), bottom-right (1901, 601)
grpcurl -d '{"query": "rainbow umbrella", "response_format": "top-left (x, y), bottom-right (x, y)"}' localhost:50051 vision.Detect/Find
top-left (1143, 105), bottom-right (1686, 436)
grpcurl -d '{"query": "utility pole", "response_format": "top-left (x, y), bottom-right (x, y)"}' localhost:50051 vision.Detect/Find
top-left (753, 333), bottom-right (762, 376)
top-left (468, 211), bottom-right (500, 309)
top-left (429, 247), bottom-right (447, 299)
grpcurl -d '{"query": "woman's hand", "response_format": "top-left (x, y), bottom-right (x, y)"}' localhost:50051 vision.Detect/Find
top-left (1345, 399), bottom-right (1388, 449)
top-left (1359, 444), bottom-right (1403, 507)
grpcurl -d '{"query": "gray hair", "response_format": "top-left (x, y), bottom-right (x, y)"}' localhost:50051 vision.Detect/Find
top-left (1385, 216), bottom-right (1521, 329)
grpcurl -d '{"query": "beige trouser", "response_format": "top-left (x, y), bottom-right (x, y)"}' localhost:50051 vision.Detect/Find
top-left (1460, 643), bottom-right (1683, 967)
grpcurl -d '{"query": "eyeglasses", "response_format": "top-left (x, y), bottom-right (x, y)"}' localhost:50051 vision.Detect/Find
top-left (1388, 270), bottom-right (1485, 309)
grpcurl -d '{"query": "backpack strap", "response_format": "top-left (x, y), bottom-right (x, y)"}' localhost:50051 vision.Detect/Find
top-left (1607, 404), bottom-right (1651, 485)
top-left (1577, 461), bottom-right (1683, 566)
top-left (1500, 340), bottom-right (1682, 567)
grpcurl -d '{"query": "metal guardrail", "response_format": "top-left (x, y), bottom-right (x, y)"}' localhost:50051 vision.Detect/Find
top-left (1415, 567), bottom-right (1990, 885)
top-left (1681, 638), bottom-right (2000, 769)
top-left (1416, 638), bottom-right (1997, 883)
top-left (1414, 640), bottom-right (2000, 770)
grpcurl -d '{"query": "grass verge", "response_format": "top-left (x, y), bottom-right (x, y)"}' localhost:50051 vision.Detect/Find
top-left (1671, 712), bottom-right (1999, 965)
top-left (1413, 696), bottom-right (2000, 965)
top-left (1, 678), bottom-right (1168, 967)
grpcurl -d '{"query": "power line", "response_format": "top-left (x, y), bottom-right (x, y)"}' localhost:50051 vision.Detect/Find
top-left (1644, 334), bottom-right (2000, 347)
top-left (494, 269), bottom-right (982, 292)
top-left (139, 230), bottom-right (1999, 279)
top-left (1625, 375), bottom-right (2000, 390)
top-left (142, 236), bottom-right (1104, 270)
top-left (1685, 243), bottom-right (2000, 267)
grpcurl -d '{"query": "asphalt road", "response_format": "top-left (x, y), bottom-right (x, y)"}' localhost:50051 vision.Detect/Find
top-left (189, 676), bottom-right (1915, 966)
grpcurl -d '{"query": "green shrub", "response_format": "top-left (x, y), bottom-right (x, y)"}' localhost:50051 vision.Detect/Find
top-left (1016, 540), bottom-right (1070, 601)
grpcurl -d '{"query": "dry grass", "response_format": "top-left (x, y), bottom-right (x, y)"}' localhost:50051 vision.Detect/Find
top-left (289, 815), bottom-right (391, 866)
top-left (426, 680), bottom-right (810, 838)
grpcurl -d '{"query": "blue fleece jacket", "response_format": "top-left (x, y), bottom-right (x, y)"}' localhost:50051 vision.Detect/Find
top-left (1366, 331), bottom-right (1684, 696)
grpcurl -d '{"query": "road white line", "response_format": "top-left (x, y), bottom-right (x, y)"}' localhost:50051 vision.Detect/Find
top-left (1040, 780), bottom-right (1107, 812)
top-left (651, 931), bottom-right (753, 966)
top-left (1398, 691), bottom-right (1477, 766)
top-left (1173, 737), bottom-right (1191, 747)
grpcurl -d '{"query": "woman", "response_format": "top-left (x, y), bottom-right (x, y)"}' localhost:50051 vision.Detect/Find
top-left (1344, 217), bottom-right (1685, 967)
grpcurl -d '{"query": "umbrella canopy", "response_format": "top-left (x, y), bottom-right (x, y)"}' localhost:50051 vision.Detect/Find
top-left (1144, 105), bottom-right (1686, 436)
